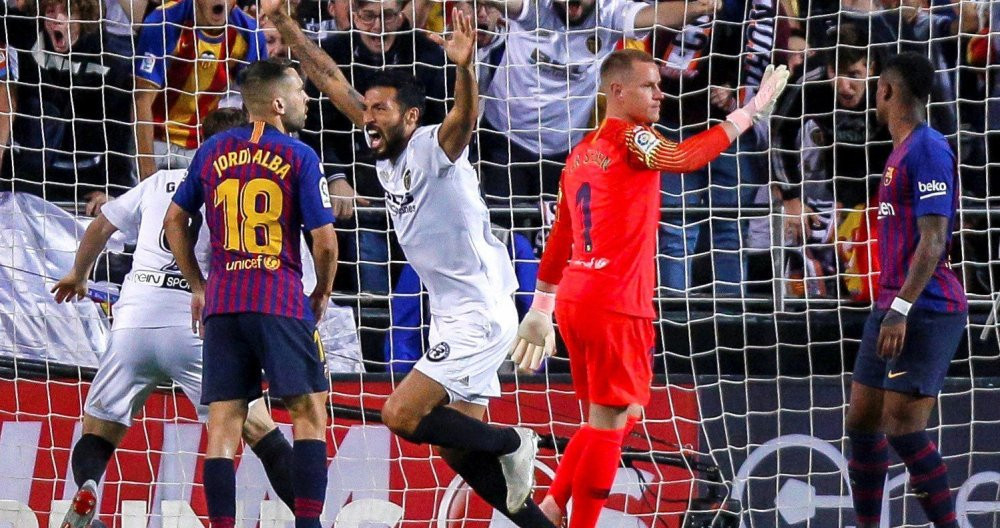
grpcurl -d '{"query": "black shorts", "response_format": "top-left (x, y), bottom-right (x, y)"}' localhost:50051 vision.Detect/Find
top-left (201, 313), bottom-right (329, 404)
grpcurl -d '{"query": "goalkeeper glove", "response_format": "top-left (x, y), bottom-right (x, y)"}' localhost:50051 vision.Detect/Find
top-left (510, 290), bottom-right (557, 371)
top-left (726, 64), bottom-right (790, 134)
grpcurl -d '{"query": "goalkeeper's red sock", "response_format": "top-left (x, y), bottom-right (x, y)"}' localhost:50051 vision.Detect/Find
top-left (549, 416), bottom-right (638, 511)
top-left (548, 426), bottom-right (594, 509)
top-left (568, 426), bottom-right (626, 528)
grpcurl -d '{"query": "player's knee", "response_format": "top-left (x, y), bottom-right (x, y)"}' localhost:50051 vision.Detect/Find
top-left (882, 405), bottom-right (927, 437)
top-left (381, 398), bottom-right (421, 438)
top-left (285, 394), bottom-right (328, 437)
top-left (845, 405), bottom-right (882, 434)
top-left (242, 401), bottom-right (277, 446)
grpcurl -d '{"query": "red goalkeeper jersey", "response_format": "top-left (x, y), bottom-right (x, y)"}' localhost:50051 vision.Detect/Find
top-left (537, 117), bottom-right (732, 318)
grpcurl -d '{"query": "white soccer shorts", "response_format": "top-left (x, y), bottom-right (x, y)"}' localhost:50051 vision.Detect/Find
top-left (414, 296), bottom-right (518, 406)
top-left (85, 326), bottom-right (208, 426)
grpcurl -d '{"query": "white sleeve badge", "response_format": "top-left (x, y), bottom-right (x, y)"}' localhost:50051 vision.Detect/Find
top-left (319, 169), bottom-right (333, 208)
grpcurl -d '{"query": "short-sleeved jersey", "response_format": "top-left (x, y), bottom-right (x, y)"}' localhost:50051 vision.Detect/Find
top-left (876, 124), bottom-right (967, 313)
top-left (538, 118), bottom-right (731, 318)
top-left (102, 169), bottom-right (211, 329)
top-left (0, 44), bottom-right (16, 81)
top-left (375, 125), bottom-right (517, 317)
top-left (482, 0), bottom-right (649, 156)
top-left (172, 121), bottom-right (334, 321)
top-left (135, 0), bottom-right (265, 149)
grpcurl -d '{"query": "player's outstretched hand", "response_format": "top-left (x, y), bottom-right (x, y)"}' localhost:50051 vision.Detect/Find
top-left (748, 64), bottom-right (790, 122)
top-left (257, 0), bottom-right (290, 18)
top-left (510, 310), bottom-right (556, 371)
top-left (429, 7), bottom-right (476, 69)
top-left (191, 289), bottom-right (205, 338)
top-left (51, 272), bottom-right (88, 304)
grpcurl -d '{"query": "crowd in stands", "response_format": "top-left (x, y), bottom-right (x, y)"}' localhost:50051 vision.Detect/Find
top-left (0, 0), bottom-right (997, 310)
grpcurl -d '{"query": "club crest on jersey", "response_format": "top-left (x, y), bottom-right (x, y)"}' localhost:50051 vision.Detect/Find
top-left (403, 169), bottom-right (412, 191)
top-left (199, 50), bottom-right (217, 67)
top-left (883, 167), bottom-right (895, 186)
top-left (426, 342), bottom-right (450, 362)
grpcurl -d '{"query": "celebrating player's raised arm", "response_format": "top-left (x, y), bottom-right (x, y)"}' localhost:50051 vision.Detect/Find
top-left (261, 0), bottom-right (365, 128)
top-left (429, 8), bottom-right (478, 162)
top-left (632, 0), bottom-right (719, 31)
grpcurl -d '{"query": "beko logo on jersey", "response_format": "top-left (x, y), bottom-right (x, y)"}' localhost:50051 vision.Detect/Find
top-left (878, 202), bottom-right (896, 218)
top-left (918, 180), bottom-right (948, 199)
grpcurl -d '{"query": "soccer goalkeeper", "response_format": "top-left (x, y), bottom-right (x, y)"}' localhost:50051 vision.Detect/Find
top-left (510, 49), bottom-right (789, 528)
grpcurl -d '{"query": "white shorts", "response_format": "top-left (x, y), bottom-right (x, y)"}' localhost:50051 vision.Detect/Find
top-left (414, 297), bottom-right (518, 406)
top-left (85, 326), bottom-right (208, 426)
top-left (153, 140), bottom-right (196, 171)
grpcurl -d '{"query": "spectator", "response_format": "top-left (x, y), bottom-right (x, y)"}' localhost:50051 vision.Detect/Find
top-left (102, 0), bottom-right (138, 57)
top-left (299, 0), bottom-right (351, 38)
top-left (2, 0), bottom-right (135, 213)
top-left (0, 29), bottom-right (17, 170)
top-left (653, 0), bottom-right (788, 296)
top-left (261, 15), bottom-right (290, 57)
top-left (133, 0), bottom-right (265, 179)
top-left (772, 31), bottom-right (893, 296)
top-left (477, 0), bottom-right (716, 202)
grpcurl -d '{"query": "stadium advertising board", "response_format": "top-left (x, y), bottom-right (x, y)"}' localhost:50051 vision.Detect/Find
top-left (2, 376), bottom-right (998, 527)
top-left (0, 378), bottom-right (699, 528)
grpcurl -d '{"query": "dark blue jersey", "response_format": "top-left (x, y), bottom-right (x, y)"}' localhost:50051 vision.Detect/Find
top-left (876, 123), bottom-right (966, 313)
top-left (173, 121), bottom-right (334, 321)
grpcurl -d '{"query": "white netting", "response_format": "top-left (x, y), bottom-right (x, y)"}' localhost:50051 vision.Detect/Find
top-left (1, 0), bottom-right (1000, 527)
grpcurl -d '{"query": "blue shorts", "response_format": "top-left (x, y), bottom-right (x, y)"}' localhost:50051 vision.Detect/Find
top-left (201, 313), bottom-right (329, 404)
top-left (852, 308), bottom-right (967, 397)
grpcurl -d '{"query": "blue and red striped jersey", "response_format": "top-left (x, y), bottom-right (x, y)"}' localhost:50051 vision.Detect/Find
top-left (876, 123), bottom-right (967, 314)
top-left (173, 121), bottom-right (335, 321)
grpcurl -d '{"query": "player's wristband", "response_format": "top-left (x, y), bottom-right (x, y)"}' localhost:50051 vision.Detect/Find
top-left (531, 290), bottom-right (557, 316)
top-left (890, 297), bottom-right (912, 317)
top-left (725, 107), bottom-right (753, 135)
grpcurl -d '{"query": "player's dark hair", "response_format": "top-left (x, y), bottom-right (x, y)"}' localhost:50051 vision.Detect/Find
top-left (882, 52), bottom-right (935, 102)
top-left (202, 107), bottom-right (249, 139)
top-left (240, 58), bottom-right (301, 108)
top-left (369, 69), bottom-right (426, 119)
top-left (600, 49), bottom-right (656, 82)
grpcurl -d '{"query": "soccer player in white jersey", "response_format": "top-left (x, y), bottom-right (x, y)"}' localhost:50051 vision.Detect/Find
top-left (51, 109), bottom-right (298, 528)
top-left (262, 3), bottom-right (551, 525)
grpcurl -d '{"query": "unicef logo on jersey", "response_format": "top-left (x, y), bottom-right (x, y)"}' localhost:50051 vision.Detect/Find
top-left (426, 342), bottom-right (450, 362)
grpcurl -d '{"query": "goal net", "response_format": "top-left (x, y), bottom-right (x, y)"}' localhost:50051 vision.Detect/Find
top-left (1, 0), bottom-right (999, 527)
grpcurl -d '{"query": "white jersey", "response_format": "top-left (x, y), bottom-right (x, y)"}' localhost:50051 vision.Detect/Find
top-left (101, 169), bottom-right (211, 329)
top-left (482, 0), bottom-right (647, 156)
top-left (376, 125), bottom-right (518, 317)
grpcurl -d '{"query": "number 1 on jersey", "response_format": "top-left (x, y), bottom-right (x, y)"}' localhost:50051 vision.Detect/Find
top-left (576, 182), bottom-right (593, 252)
top-left (214, 178), bottom-right (284, 255)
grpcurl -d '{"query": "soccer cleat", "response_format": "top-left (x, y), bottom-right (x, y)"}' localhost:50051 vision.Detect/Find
top-left (499, 427), bottom-right (539, 513)
top-left (60, 479), bottom-right (99, 528)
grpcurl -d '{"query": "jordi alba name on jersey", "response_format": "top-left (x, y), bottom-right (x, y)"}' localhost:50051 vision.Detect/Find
top-left (101, 169), bottom-right (211, 329)
top-left (172, 122), bottom-right (334, 320)
top-left (376, 125), bottom-right (517, 316)
top-left (876, 123), bottom-right (966, 313)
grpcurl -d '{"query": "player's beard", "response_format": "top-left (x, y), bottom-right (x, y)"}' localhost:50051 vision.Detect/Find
top-left (281, 111), bottom-right (307, 134)
top-left (373, 121), bottom-right (409, 161)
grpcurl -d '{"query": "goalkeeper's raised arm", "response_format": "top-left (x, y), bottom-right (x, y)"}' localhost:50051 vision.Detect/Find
top-left (512, 49), bottom-right (789, 371)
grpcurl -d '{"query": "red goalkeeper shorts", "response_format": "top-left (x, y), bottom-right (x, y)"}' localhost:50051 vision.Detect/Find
top-left (555, 299), bottom-right (655, 407)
